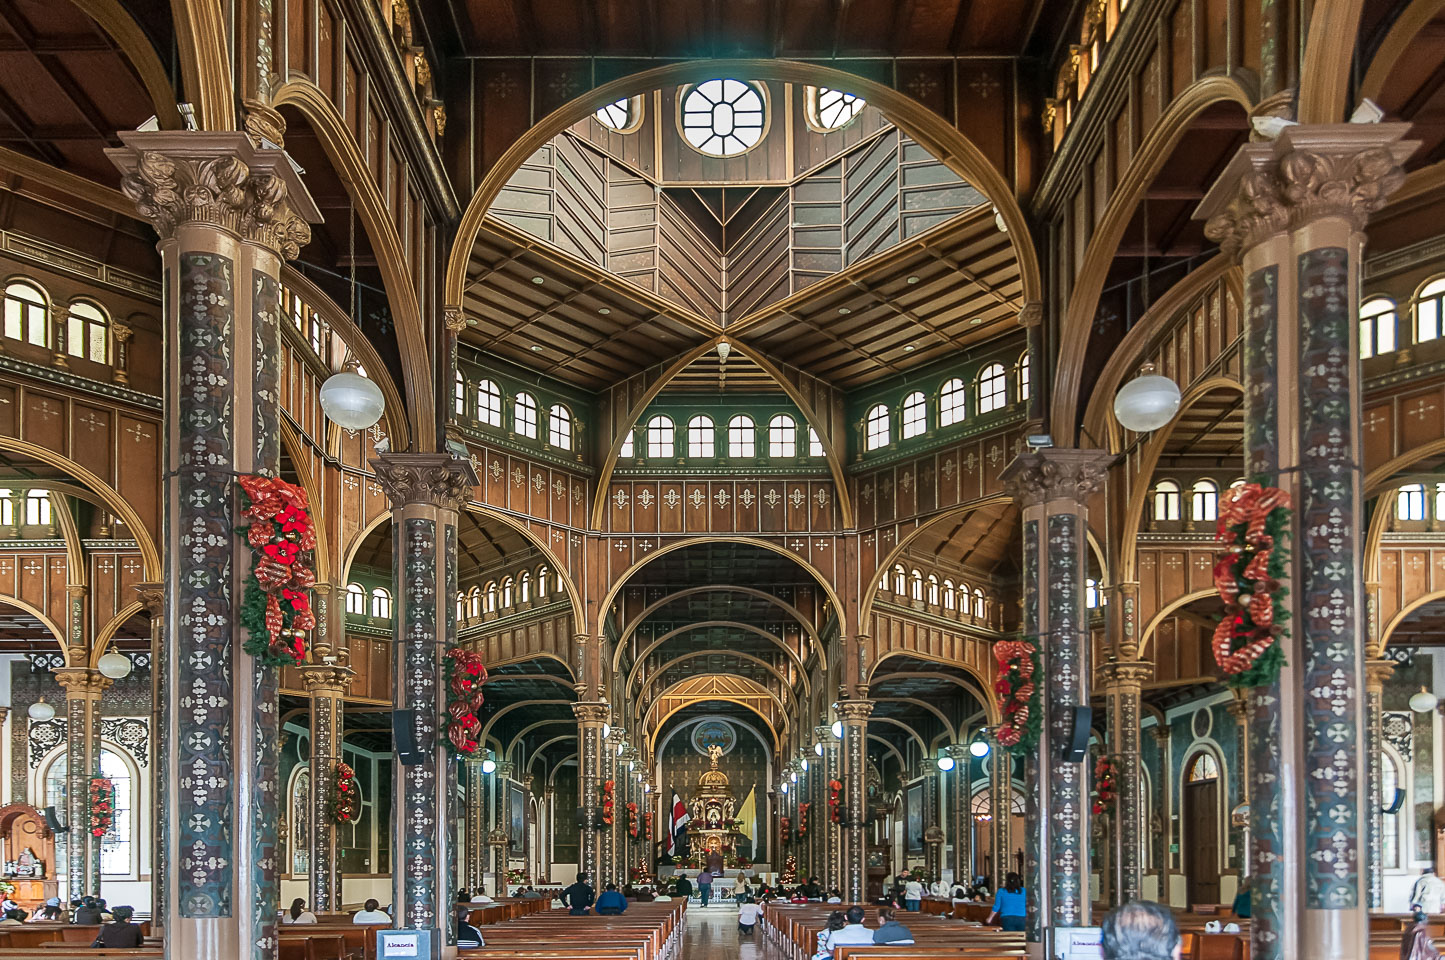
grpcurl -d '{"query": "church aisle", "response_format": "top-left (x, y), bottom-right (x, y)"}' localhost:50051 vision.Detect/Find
top-left (682, 904), bottom-right (762, 960)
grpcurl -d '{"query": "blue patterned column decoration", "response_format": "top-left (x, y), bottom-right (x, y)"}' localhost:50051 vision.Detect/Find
top-left (107, 130), bottom-right (317, 960)
top-left (574, 703), bottom-right (609, 882)
top-left (1199, 123), bottom-right (1416, 960)
top-left (1099, 660), bottom-right (1151, 905)
top-left (815, 725), bottom-right (841, 891)
top-left (1364, 659), bottom-right (1393, 909)
top-left (133, 583), bottom-right (166, 936)
top-left (945, 744), bottom-right (972, 887)
top-left (1002, 448), bottom-right (1112, 954)
top-left (53, 668), bottom-right (110, 898)
top-left (463, 759), bottom-right (487, 893)
top-left (372, 453), bottom-right (476, 956)
top-left (838, 699), bottom-right (873, 903)
top-left (297, 639), bottom-right (354, 913)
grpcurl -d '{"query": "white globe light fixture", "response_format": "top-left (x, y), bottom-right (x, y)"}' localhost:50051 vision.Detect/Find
top-left (781, 783), bottom-right (789, 794)
top-left (969, 739), bottom-right (991, 758)
top-left (800, 758), bottom-right (808, 771)
top-left (602, 723), bottom-right (611, 739)
top-left (936, 755), bottom-right (955, 772)
top-left (319, 360), bottom-right (385, 431)
top-left (481, 758), bottom-right (497, 774)
top-left (27, 698), bottom-right (54, 722)
top-left (643, 783), bottom-right (652, 794)
top-left (1410, 687), bottom-right (1439, 713)
top-left (1113, 362), bottom-right (1182, 433)
top-left (814, 742), bottom-right (824, 757)
top-left (831, 720), bottom-right (843, 739)
top-left (790, 770), bottom-right (798, 783)
top-left (97, 647), bottom-right (132, 680)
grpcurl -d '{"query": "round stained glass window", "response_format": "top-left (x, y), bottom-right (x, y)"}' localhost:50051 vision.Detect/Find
top-left (680, 79), bottom-right (767, 157)
top-left (814, 88), bottom-right (866, 129)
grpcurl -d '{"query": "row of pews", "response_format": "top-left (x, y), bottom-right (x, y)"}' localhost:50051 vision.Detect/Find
top-left (0, 920), bottom-right (158, 958)
top-left (761, 903), bottom-right (1025, 960)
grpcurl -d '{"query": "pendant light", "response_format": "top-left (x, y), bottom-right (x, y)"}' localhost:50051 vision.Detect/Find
top-left (97, 646), bottom-right (132, 680)
top-left (1114, 362), bottom-right (1182, 433)
top-left (319, 204), bottom-right (384, 431)
top-left (27, 697), bottom-right (54, 722)
top-left (1409, 687), bottom-right (1438, 713)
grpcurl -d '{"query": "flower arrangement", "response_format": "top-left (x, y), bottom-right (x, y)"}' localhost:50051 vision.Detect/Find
top-left (993, 636), bottom-right (1042, 753)
top-left (779, 815), bottom-right (791, 845)
top-left (444, 649), bottom-right (488, 754)
top-left (89, 778), bottom-right (115, 837)
top-left (643, 811), bottom-right (653, 841)
top-left (1212, 482), bottom-right (1291, 687)
top-left (505, 868), bottom-right (529, 885)
top-left (797, 801), bottom-right (811, 838)
top-left (1091, 756), bottom-right (1117, 816)
top-left (331, 762), bottom-right (359, 824)
top-left (238, 475), bottom-right (317, 667)
top-left (626, 800), bottom-right (639, 838)
top-left (828, 779), bottom-right (842, 823)
top-left (600, 780), bottom-right (615, 827)
top-left (0, 880), bottom-right (13, 898)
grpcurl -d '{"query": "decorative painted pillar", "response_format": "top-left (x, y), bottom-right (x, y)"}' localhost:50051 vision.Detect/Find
top-left (493, 762), bottom-right (513, 886)
top-left (1199, 123), bottom-right (1415, 960)
top-left (816, 725), bottom-right (841, 890)
top-left (989, 732), bottom-right (1012, 889)
top-left (1099, 660), bottom-right (1150, 904)
top-left (53, 668), bottom-right (111, 896)
top-left (923, 771), bottom-right (942, 879)
top-left (600, 739), bottom-right (616, 884)
top-left (542, 787), bottom-right (555, 882)
top-left (1364, 659), bottom-right (1394, 908)
top-left (574, 702), bottom-right (608, 880)
top-left (838, 699), bottom-right (873, 903)
top-left (372, 452), bottom-right (476, 957)
top-left (1148, 725), bottom-right (1171, 903)
top-left (1001, 448), bottom-right (1111, 951)
top-left (297, 649), bottom-right (354, 912)
top-left (107, 130), bottom-right (316, 960)
top-left (521, 774), bottom-right (535, 883)
top-left (945, 745), bottom-right (971, 887)
top-left (463, 759), bottom-right (487, 893)
top-left (1226, 691), bottom-right (1250, 880)
top-left (133, 581), bottom-right (165, 935)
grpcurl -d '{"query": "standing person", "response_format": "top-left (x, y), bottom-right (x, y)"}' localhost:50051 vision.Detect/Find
top-left (90, 906), bottom-right (144, 948)
top-left (986, 872), bottom-right (1027, 932)
top-left (1100, 900), bottom-right (1182, 960)
top-left (563, 872), bottom-right (596, 915)
top-left (1413, 868), bottom-right (1445, 915)
top-left (697, 868), bottom-right (713, 907)
top-left (904, 875), bottom-right (924, 911)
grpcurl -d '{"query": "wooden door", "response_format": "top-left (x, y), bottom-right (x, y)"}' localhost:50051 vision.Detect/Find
top-left (1184, 779), bottom-right (1221, 905)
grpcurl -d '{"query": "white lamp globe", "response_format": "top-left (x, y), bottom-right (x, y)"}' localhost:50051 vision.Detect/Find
top-left (790, 770), bottom-right (798, 783)
top-left (319, 363), bottom-right (385, 431)
top-left (1410, 688), bottom-right (1438, 713)
top-left (643, 783), bottom-right (651, 794)
top-left (781, 783), bottom-right (788, 794)
top-left (814, 742), bottom-right (824, 757)
top-left (98, 648), bottom-right (132, 680)
top-left (936, 755), bottom-right (955, 772)
top-left (831, 720), bottom-right (843, 739)
top-left (1113, 363), bottom-right (1182, 433)
top-left (800, 758), bottom-right (808, 771)
top-left (481, 758), bottom-right (497, 774)
top-left (969, 739), bottom-right (991, 758)
top-left (602, 723), bottom-right (611, 739)
top-left (27, 699), bottom-right (54, 722)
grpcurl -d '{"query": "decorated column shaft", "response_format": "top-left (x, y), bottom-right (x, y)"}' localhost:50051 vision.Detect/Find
top-left (133, 582), bottom-right (165, 935)
top-left (923, 771), bottom-right (942, 880)
top-left (600, 739), bottom-right (616, 884)
top-left (838, 699), bottom-right (873, 902)
top-left (990, 737), bottom-right (1011, 890)
top-left (297, 644), bottom-right (354, 913)
top-left (574, 702), bottom-right (608, 880)
top-left (107, 130), bottom-right (317, 960)
top-left (816, 725), bottom-right (841, 891)
top-left (945, 744), bottom-right (971, 887)
top-left (1198, 124), bottom-right (1415, 960)
top-left (1364, 659), bottom-right (1393, 908)
top-left (54, 668), bottom-right (111, 896)
top-left (1001, 448), bottom-right (1111, 950)
top-left (493, 763), bottom-right (513, 886)
top-left (1099, 660), bottom-right (1150, 903)
top-left (1149, 726), bottom-right (1171, 901)
top-left (373, 452), bottom-right (476, 958)
top-left (463, 759), bottom-right (487, 893)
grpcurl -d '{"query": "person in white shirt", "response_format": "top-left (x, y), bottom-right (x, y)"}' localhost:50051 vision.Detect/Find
top-left (929, 879), bottom-right (950, 898)
top-left (737, 897), bottom-right (763, 936)
top-left (824, 906), bottom-right (876, 954)
top-left (1413, 868), bottom-right (1445, 914)
top-left (903, 878), bottom-right (925, 911)
top-left (284, 898), bottom-right (318, 924)
top-left (470, 889), bottom-right (494, 903)
top-left (352, 899), bottom-right (391, 924)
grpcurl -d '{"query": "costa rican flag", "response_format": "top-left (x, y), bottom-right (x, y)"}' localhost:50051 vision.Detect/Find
top-left (666, 790), bottom-right (689, 856)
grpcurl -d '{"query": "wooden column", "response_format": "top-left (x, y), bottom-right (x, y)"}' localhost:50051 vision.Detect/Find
top-left (1198, 123), bottom-right (1416, 960)
top-left (297, 650), bottom-right (354, 913)
top-left (463, 759), bottom-right (487, 893)
top-left (839, 699), bottom-right (873, 902)
top-left (989, 730), bottom-right (1012, 891)
top-left (107, 129), bottom-right (317, 960)
top-left (1149, 725), bottom-right (1171, 902)
top-left (493, 762), bottom-right (512, 887)
top-left (53, 668), bottom-right (110, 897)
top-left (945, 744), bottom-right (971, 887)
top-left (574, 702), bottom-right (608, 881)
top-left (133, 582), bottom-right (164, 935)
top-left (1100, 660), bottom-right (1150, 903)
top-left (817, 724), bottom-right (841, 890)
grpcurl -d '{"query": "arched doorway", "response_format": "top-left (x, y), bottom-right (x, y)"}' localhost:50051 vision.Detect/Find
top-left (1182, 750), bottom-right (1222, 905)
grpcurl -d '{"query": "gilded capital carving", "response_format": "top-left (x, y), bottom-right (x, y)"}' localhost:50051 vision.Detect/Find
top-left (837, 700), bottom-right (874, 723)
top-left (1197, 124), bottom-right (1418, 259)
top-left (444, 306), bottom-right (468, 334)
top-left (370, 452), bottom-right (478, 511)
top-left (1098, 660), bottom-right (1153, 690)
top-left (573, 701), bottom-right (610, 725)
top-left (132, 582), bottom-right (164, 618)
top-left (53, 667), bottom-right (113, 699)
top-left (111, 322), bottom-right (133, 345)
top-left (1018, 301), bottom-right (1044, 328)
top-left (106, 130), bottom-right (320, 260)
top-left (1365, 658), bottom-right (1396, 690)
top-left (1000, 448), bottom-right (1113, 507)
top-left (298, 662), bottom-right (356, 697)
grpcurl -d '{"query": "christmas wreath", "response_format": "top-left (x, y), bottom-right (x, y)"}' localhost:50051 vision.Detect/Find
top-left (993, 636), bottom-right (1042, 754)
top-left (89, 778), bottom-right (115, 837)
top-left (238, 475), bottom-right (317, 667)
top-left (797, 801), bottom-right (810, 838)
top-left (444, 649), bottom-right (488, 754)
top-left (828, 779), bottom-right (842, 823)
top-left (1091, 756), bottom-right (1117, 816)
top-left (600, 780), bottom-right (615, 827)
top-left (1212, 482), bottom-right (1291, 687)
top-left (331, 761), bottom-right (359, 824)
top-left (626, 800), bottom-right (639, 838)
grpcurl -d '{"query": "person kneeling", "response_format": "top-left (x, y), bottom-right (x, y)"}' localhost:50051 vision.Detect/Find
top-left (91, 906), bottom-right (143, 949)
top-left (596, 882), bottom-right (628, 915)
top-left (738, 897), bottom-right (762, 937)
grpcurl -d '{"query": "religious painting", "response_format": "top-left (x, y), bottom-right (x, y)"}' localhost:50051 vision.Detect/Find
top-left (509, 783), bottom-right (525, 856)
top-left (906, 782), bottom-right (924, 854)
top-left (691, 719), bottom-right (737, 756)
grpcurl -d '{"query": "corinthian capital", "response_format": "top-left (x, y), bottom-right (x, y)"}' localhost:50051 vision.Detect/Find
top-left (106, 131), bottom-right (320, 260)
top-left (1000, 448), bottom-right (1113, 507)
top-left (1197, 123), bottom-right (1417, 259)
top-left (370, 452), bottom-right (479, 511)
top-left (836, 700), bottom-right (874, 722)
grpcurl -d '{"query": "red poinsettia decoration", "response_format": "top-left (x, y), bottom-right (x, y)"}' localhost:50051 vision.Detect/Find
top-left (643, 811), bottom-right (653, 841)
top-left (238, 475), bottom-right (317, 667)
top-left (89, 778), bottom-right (115, 838)
top-left (444, 649), bottom-right (488, 754)
top-left (332, 762), bottom-right (359, 824)
top-left (600, 780), bottom-right (615, 826)
top-left (828, 779), bottom-right (842, 823)
top-left (779, 815), bottom-right (792, 845)
top-left (626, 801), bottom-right (639, 838)
top-left (797, 801), bottom-right (811, 838)
top-left (993, 637), bottom-right (1042, 753)
top-left (1212, 482), bottom-right (1291, 687)
top-left (1091, 756), bottom-right (1117, 816)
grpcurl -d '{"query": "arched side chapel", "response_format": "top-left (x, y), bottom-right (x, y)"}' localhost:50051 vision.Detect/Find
top-left (0, 0), bottom-right (1438, 958)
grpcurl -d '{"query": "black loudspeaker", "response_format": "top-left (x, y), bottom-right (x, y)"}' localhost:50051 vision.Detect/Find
top-left (1384, 788), bottom-right (1406, 815)
top-left (575, 807), bottom-right (588, 828)
top-left (1061, 706), bottom-right (1093, 762)
top-left (575, 806), bottom-right (606, 828)
top-left (42, 805), bottom-right (66, 835)
top-left (393, 709), bottom-right (426, 766)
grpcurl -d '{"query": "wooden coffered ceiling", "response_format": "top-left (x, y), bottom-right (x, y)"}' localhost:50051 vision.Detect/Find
top-left (346, 509), bottom-right (542, 582)
top-left (894, 499), bottom-right (1021, 578)
top-left (1155, 384), bottom-right (1243, 469)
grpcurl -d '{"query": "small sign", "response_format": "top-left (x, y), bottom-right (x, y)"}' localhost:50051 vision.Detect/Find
top-left (378, 929), bottom-right (431, 958)
top-left (1169, 843), bottom-right (1180, 853)
top-left (1055, 927), bottom-right (1104, 959)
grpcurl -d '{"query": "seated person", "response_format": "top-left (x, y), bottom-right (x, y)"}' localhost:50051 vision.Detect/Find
top-left (74, 897), bottom-right (104, 925)
top-left (0, 909), bottom-right (25, 926)
top-left (737, 897), bottom-right (762, 936)
top-left (34, 898), bottom-right (64, 921)
top-left (673, 875), bottom-right (693, 899)
top-left (596, 882), bottom-right (628, 915)
top-left (634, 886), bottom-right (655, 903)
top-left (470, 887), bottom-right (494, 903)
top-left (824, 906), bottom-right (876, 954)
top-left (455, 905), bottom-right (485, 948)
top-left (353, 899), bottom-right (392, 924)
top-left (1101, 900), bottom-right (1182, 960)
top-left (97, 898), bottom-right (114, 922)
top-left (873, 907), bottom-right (915, 945)
top-left (521, 886), bottom-right (542, 900)
top-left (91, 906), bottom-right (143, 948)
top-left (284, 898), bottom-right (318, 923)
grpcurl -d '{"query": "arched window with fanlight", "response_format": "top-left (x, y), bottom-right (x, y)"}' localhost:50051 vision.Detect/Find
top-left (24, 489), bottom-right (50, 526)
top-left (1152, 480), bottom-right (1181, 522)
top-left (768, 414), bottom-right (797, 457)
top-left (518, 571), bottom-right (531, 603)
top-left (1360, 297), bottom-right (1397, 358)
top-left (536, 566), bottom-right (550, 597)
top-left (1191, 479), bottom-right (1219, 523)
top-left (484, 581), bottom-right (498, 613)
top-left (1017, 352), bottom-right (1031, 402)
top-left (66, 300), bottom-right (108, 363)
top-left (808, 427), bottom-right (824, 457)
top-left (688, 415), bottom-right (715, 457)
top-left (910, 569), bottom-right (924, 602)
top-left (454, 372), bottom-right (467, 415)
top-left (926, 574), bottom-right (939, 606)
top-left (1416, 277), bottom-right (1445, 343)
top-left (3, 279), bottom-right (48, 347)
top-left (618, 430), bottom-right (635, 458)
top-left (514, 392), bottom-right (538, 438)
top-left (345, 583), bottom-right (367, 615)
top-left (939, 378), bottom-right (966, 427)
top-left (647, 415), bottom-right (675, 458)
top-left (1186, 752), bottom-right (1219, 782)
top-left (972, 588), bottom-right (986, 618)
top-left (865, 404), bottom-right (890, 451)
top-left (942, 579), bottom-right (956, 610)
top-left (370, 588), bottom-right (392, 620)
top-left (900, 391), bottom-right (927, 439)
top-left (477, 380), bottom-right (502, 427)
top-left (806, 87), bottom-right (866, 130)
top-left (892, 564), bottom-right (907, 595)
top-left (728, 415), bottom-right (756, 458)
top-left (548, 405), bottom-right (573, 450)
top-left (466, 586), bottom-right (482, 619)
top-left (977, 362), bottom-right (1008, 413)
top-left (1397, 483), bottom-right (1427, 521)
top-left (44, 745), bottom-right (139, 878)
top-left (500, 577), bottom-right (514, 608)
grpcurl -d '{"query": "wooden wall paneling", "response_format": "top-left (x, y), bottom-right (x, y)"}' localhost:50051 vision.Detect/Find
top-left (1396, 385), bottom-right (1445, 453)
top-left (69, 403), bottom-right (113, 483)
top-left (709, 481), bottom-right (735, 532)
top-left (44, 554), bottom-right (65, 627)
top-left (286, 0), bottom-right (310, 81)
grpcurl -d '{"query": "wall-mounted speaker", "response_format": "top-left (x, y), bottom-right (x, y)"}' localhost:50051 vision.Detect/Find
top-left (42, 805), bottom-right (67, 834)
top-left (393, 709), bottom-right (426, 766)
top-left (1384, 788), bottom-right (1406, 815)
top-left (1061, 706), bottom-right (1093, 763)
top-left (575, 806), bottom-right (607, 828)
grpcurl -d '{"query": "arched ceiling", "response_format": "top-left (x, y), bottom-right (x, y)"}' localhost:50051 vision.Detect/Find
top-left (345, 510), bottom-right (544, 584)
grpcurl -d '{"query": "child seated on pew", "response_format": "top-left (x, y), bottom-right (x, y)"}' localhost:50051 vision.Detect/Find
top-left (812, 911), bottom-right (847, 960)
top-left (454, 905), bottom-right (485, 948)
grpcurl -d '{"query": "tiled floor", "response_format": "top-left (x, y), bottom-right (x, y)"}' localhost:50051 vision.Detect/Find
top-left (682, 903), bottom-right (762, 960)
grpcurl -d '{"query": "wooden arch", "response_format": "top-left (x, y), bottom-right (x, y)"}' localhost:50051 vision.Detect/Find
top-left (612, 584), bottom-right (823, 673)
top-left (866, 650), bottom-right (999, 725)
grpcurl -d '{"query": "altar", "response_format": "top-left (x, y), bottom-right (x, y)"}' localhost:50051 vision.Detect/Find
top-left (0, 804), bottom-right (57, 909)
top-left (684, 745), bottom-right (751, 871)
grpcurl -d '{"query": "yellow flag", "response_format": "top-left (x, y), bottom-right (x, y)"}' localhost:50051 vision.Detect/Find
top-left (738, 787), bottom-right (756, 841)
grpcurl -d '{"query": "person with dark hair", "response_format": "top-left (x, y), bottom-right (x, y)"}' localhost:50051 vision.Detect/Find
top-left (563, 872), bottom-right (596, 915)
top-left (1401, 909), bottom-right (1443, 960)
top-left (986, 872), bottom-right (1027, 932)
top-left (673, 874), bottom-right (692, 898)
top-left (284, 898), bottom-right (317, 923)
top-left (1100, 900), bottom-right (1182, 960)
top-left (454, 905), bottom-right (485, 948)
top-left (738, 895), bottom-right (762, 936)
top-left (0, 908), bottom-right (24, 926)
top-left (353, 899), bottom-right (391, 924)
top-left (873, 906), bottom-right (915, 944)
top-left (35, 897), bottom-right (64, 921)
top-left (824, 905), bottom-right (875, 954)
top-left (90, 906), bottom-right (143, 948)
top-left (811, 911), bottom-right (847, 960)
top-left (73, 897), bottom-right (103, 925)
top-left (596, 881), bottom-right (628, 915)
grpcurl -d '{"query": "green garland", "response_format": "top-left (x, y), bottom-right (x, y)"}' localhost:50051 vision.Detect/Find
top-left (993, 636), bottom-right (1042, 755)
top-left (1212, 481), bottom-right (1291, 689)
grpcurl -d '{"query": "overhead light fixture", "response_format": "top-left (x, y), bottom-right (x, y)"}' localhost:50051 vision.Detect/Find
top-left (790, 770), bottom-right (798, 783)
top-left (598, 308), bottom-right (611, 315)
top-left (481, 758), bottom-right (497, 774)
top-left (831, 721), bottom-right (843, 739)
top-left (1410, 687), bottom-right (1439, 713)
top-left (838, 307), bottom-right (851, 315)
top-left (937, 755), bottom-right (955, 772)
top-left (969, 317), bottom-right (983, 325)
top-left (628, 761), bottom-right (635, 772)
top-left (618, 742), bottom-right (626, 756)
top-left (320, 359), bottom-right (385, 431)
top-left (97, 647), bottom-right (132, 680)
top-left (530, 344), bottom-right (543, 352)
top-left (643, 783), bottom-right (651, 794)
top-left (1113, 361), bottom-right (1182, 433)
top-left (994, 207), bottom-right (1008, 233)
top-left (814, 742), bottom-right (824, 757)
top-left (531, 276), bottom-right (545, 284)
top-left (602, 723), bottom-right (612, 739)
top-left (903, 345), bottom-right (915, 353)
top-left (800, 758), bottom-right (809, 771)
top-left (969, 739), bottom-right (991, 758)
top-left (27, 698), bottom-right (54, 722)
top-left (906, 276), bottom-right (920, 284)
